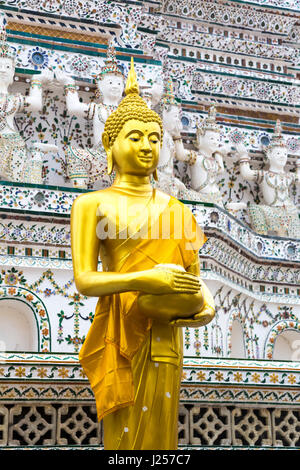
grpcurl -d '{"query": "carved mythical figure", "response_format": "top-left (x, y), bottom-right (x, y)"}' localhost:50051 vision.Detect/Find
top-left (187, 106), bottom-right (246, 211)
top-left (71, 59), bottom-right (215, 450)
top-left (152, 79), bottom-right (207, 202)
top-left (57, 45), bottom-right (125, 188)
top-left (0, 14), bottom-right (53, 184)
top-left (237, 120), bottom-right (300, 238)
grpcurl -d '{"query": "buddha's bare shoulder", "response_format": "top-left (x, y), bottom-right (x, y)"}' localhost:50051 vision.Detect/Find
top-left (71, 188), bottom-right (114, 212)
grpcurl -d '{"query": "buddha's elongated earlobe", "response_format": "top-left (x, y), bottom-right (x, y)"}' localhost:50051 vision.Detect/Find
top-left (153, 168), bottom-right (158, 181)
top-left (107, 149), bottom-right (114, 175)
top-left (102, 131), bottom-right (114, 175)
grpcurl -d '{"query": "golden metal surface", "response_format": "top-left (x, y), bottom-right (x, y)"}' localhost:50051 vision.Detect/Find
top-left (71, 58), bottom-right (214, 450)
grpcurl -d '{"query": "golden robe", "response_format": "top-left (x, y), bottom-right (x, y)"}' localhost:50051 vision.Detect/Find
top-left (78, 189), bottom-right (206, 449)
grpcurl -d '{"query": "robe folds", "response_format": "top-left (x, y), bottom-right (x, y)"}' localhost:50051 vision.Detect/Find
top-left (78, 192), bottom-right (207, 449)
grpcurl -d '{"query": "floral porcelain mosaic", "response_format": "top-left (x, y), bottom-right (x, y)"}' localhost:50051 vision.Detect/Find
top-left (0, 0), bottom-right (298, 450)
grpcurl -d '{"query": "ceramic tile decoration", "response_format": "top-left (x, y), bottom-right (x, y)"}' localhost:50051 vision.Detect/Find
top-left (0, 0), bottom-right (299, 450)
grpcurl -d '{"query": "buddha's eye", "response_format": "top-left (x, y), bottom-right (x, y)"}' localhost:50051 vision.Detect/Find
top-left (150, 139), bottom-right (158, 144)
top-left (129, 137), bottom-right (140, 142)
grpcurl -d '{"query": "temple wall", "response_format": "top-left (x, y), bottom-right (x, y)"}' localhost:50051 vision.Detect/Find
top-left (0, 0), bottom-right (299, 450)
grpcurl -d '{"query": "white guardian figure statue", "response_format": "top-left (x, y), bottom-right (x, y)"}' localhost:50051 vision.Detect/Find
top-left (237, 120), bottom-right (300, 238)
top-left (0, 14), bottom-right (54, 184)
top-left (57, 45), bottom-right (125, 189)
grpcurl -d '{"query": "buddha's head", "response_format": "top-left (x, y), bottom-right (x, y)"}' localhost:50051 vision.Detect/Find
top-left (102, 58), bottom-right (163, 181)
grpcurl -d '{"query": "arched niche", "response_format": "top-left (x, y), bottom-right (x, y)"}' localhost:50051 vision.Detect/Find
top-left (230, 319), bottom-right (246, 359)
top-left (264, 321), bottom-right (300, 360)
top-left (0, 286), bottom-right (50, 352)
top-left (0, 298), bottom-right (38, 352)
top-left (272, 329), bottom-right (300, 361)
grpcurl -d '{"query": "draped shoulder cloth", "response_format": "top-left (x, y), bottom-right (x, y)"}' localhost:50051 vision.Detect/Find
top-left (79, 191), bottom-right (207, 421)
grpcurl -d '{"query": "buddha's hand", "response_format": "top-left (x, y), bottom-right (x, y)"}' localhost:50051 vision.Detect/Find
top-left (134, 267), bottom-right (200, 295)
top-left (170, 305), bottom-right (215, 328)
top-left (170, 278), bottom-right (215, 328)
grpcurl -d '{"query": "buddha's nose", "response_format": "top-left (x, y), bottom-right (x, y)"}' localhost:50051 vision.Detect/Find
top-left (141, 139), bottom-right (152, 153)
top-left (141, 147), bottom-right (152, 154)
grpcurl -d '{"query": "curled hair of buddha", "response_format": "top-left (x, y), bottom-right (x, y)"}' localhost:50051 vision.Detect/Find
top-left (104, 57), bottom-right (163, 148)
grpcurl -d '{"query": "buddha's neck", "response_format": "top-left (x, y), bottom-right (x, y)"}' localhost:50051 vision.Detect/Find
top-left (113, 173), bottom-right (153, 194)
top-left (114, 174), bottom-right (151, 187)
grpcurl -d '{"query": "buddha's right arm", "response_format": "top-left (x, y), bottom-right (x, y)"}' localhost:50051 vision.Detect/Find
top-left (74, 270), bottom-right (200, 298)
top-left (74, 270), bottom-right (141, 297)
top-left (71, 195), bottom-right (200, 297)
top-left (71, 195), bottom-right (136, 297)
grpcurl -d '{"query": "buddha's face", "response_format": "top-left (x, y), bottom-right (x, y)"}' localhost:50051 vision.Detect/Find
top-left (98, 73), bottom-right (124, 102)
top-left (267, 145), bottom-right (287, 169)
top-left (110, 119), bottom-right (161, 177)
top-left (0, 57), bottom-right (14, 87)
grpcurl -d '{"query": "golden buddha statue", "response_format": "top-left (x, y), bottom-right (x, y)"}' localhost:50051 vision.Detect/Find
top-left (71, 58), bottom-right (215, 450)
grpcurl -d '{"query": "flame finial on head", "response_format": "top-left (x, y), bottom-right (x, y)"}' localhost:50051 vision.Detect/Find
top-left (125, 56), bottom-right (139, 96)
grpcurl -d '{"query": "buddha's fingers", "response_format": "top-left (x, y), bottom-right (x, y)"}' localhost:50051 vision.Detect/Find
top-left (173, 275), bottom-right (200, 287)
top-left (173, 283), bottom-right (200, 293)
top-left (173, 271), bottom-right (199, 280)
top-left (173, 279), bottom-right (200, 288)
